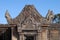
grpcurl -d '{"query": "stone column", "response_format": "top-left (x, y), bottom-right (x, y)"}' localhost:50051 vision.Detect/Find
top-left (37, 32), bottom-right (42, 40)
top-left (11, 27), bottom-right (17, 40)
top-left (41, 29), bottom-right (48, 40)
top-left (34, 35), bottom-right (36, 40)
top-left (19, 33), bottom-right (25, 40)
top-left (36, 26), bottom-right (42, 40)
top-left (11, 27), bottom-right (13, 40)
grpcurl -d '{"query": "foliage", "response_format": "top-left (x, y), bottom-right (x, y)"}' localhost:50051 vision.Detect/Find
top-left (53, 14), bottom-right (60, 23)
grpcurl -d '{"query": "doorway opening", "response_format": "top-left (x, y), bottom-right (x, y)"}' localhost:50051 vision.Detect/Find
top-left (0, 27), bottom-right (11, 40)
top-left (25, 35), bottom-right (35, 40)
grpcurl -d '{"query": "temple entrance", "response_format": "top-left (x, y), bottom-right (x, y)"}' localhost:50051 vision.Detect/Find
top-left (25, 36), bottom-right (34, 40)
top-left (25, 35), bottom-right (36, 40)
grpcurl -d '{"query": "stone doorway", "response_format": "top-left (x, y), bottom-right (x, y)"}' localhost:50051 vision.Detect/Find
top-left (25, 35), bottom-right (36, 40)
top-left (25, 36), bottom-right (34, 40)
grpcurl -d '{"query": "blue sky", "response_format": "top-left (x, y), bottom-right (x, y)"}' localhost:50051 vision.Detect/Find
top-left (0, 0), bottom-right (60, 24)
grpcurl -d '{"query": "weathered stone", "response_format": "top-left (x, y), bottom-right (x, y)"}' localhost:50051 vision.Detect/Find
top-left (0, 5), bottom-right (60, 40)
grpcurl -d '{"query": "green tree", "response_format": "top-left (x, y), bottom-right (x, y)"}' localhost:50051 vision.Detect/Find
top-left (53, 14), bottom-right (60, 23)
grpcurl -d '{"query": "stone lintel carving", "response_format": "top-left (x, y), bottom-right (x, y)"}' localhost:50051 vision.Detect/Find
top-left (17, 27), bottom-right (22, 32)
top-left (17, 24), bottom-right (22, 32)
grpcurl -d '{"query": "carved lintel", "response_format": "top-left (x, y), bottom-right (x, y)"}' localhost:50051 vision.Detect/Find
top-left (17, 24), bottom-right (22, 32)
top-left (37, 28), bottom-right (42, 33)
top-left (38, 30), bottom-right (42, 33)
top-left (17, 27), bottom-right (22, 32)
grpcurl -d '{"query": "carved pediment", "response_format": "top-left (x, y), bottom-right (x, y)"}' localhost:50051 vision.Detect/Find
top-left (21, 15), bottom-right (41, 30)
top-left (5, 5), bottom-right (54, 25)
top-left (12, 5), bottom-right (43, 24)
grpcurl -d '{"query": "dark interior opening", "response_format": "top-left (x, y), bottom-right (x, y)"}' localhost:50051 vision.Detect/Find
top-left (4, 27), bottom-right (11, 40)
top-left (25, 35), bottom-right (34, 40)
top-left (0, 27), bottom-right (11, 40)
top-left (0, 34), bottom-right (4, 40)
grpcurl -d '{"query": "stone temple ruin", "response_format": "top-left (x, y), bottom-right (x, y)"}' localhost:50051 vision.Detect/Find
top-left (0, 5), bottom-right (60, 40)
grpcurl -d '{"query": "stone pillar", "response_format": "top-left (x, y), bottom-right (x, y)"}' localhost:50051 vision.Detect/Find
top-left (41, 29), bottom-right (48, 40)
top-left (34, 35), bottom-right (36, 40)
top-left (36, 26), bottom-right (42, 40)
top-left (11, 27), bottom-right (17, 40)
top-left (19, 33), bottom-right (25, 40)
top-left (37, 32), bottom-right (42, 40)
